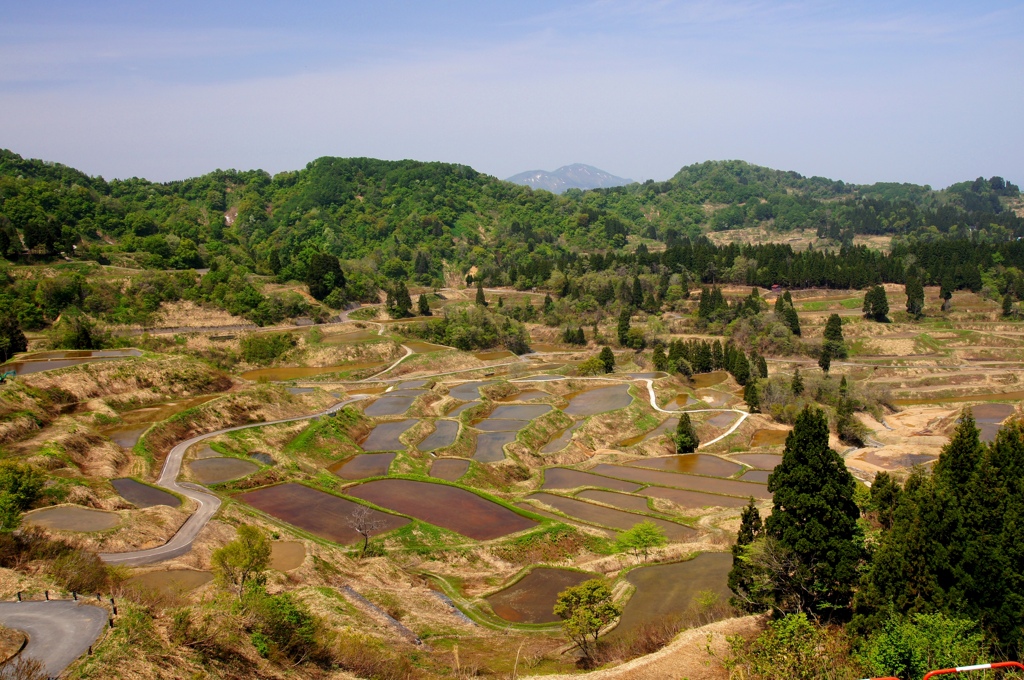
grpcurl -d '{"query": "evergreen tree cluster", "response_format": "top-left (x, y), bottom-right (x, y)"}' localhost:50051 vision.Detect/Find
top-left (561, 326), bottom-right (586, 345)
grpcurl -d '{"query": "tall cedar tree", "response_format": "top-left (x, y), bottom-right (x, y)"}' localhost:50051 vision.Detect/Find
top-left (823, 313), bottom-right (847, 359)
top-left (598, 346), bottom-right (615, 373)
top-left (766, 406), bottom-right (862, 617)
top-left (475, 279), bottom-right (486, 306)
top-left (417, 293), bottom-right (431, 316)
top-left (729, 498), bottom-right (764, 610)
top-left (863, 285), bottom-right (890, 321)
top-left (305, 252), bottom-right (345, 301)
top-left (617, 308), bottom-right (631, 346)
top-left (905, 276), bottom-right (925, 317)
top-left (0, 311), bottom-right (27, 363)
top-left (674, 412), bottom-right (699, 453)
top-left (791, 367), bottom-right (804, 396)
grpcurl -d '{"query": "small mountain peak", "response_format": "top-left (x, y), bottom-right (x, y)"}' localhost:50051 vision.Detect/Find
top-left (506, 164), bottom-right (633, 193)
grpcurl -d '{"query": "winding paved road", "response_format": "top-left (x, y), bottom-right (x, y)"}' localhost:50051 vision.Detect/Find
top-left (0, 601), bottom-right (107, 678)
top-left (99, 397), bottom-right (365, 566)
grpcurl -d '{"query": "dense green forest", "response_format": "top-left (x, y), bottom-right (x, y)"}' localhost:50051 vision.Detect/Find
top-left (1, 149), bottom-right (1022, 336)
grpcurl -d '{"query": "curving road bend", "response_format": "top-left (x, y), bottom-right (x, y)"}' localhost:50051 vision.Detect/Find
top-left (0, 601), bottom-right (107, 678)
top-left (100, 397), bottom-right (365, 566)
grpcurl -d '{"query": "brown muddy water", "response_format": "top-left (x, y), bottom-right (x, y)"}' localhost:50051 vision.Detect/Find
top-left (448, 381), bottom-right (497, 401)
top-left (971, 403), bottom-right (1016, 443)
top-left (626, 454), bottom-right (742, 478)
top-left (740, 470), bottom-right (772, 483)
top-left (575, 489), bottom-right (652, 513)
top-left (541, 421), bottom-right (584, 453)
top-left (642, 486), bottom-right (755, 509)
top-left (363, 393), bottom-right (422, 417)
top-left (563, 385), bottom-right (633, 416)
top-left (320, 329), bottom-right (379, 344)
top-left (347, 479), bottom-right (537, 540)
top-left (607, 553), bottom-right (733, 640)
top-left (496, 390), bottom-right (550, 402)
top-left (111, 478), bottom-right (180, 508)
top-left (591, 464), bottom-right (771, 499)
top-left (542, 468), bottom-right (641, 493)
top-left (104, 426), bottom-right (150, 449)
top-left (473, 350), bottom-right (515, 361)
top-left (405, 340), bottom-right (452, 353)
top-left (102, 395), bottom-right (222, 448)
top-left (4, 349), bottom-right (143, 375)
top-left (688, 371), bottom-right (729, 389)
top-left (619, 418), bottom-right (678, 447)
top-left (126, 570), bottom-right (213, 595)
top-left (361, 419), bottom-right (417, 451)
top-left (24, 506), bottom-right (120, 532)
top-left (270, 541), bottom-right (306, 571)
top-left (730, 453), bottom-right (784, 470)
top-left (750, 429), bottom-right (790, 447)
top-left (329, 453), bottom-right (395, 480)
top-left (429, 458), bottom-right (470, 481)
top-left (527, 493), bottom-right (695, 541)
top-left (240, 362), bottom-right (385, 381)
top-left (672, 395), bottom-right (702, 408)
top-left (189, 457), bottom-right (259, 484)
top-left (486, 568), bottom-right (596, 624)
top-left (473, 431), bottom-right (518, 462)
top-left (238, 483), bottom-right (409, 544)
top-left (419, 421), bottom-right (460, 451)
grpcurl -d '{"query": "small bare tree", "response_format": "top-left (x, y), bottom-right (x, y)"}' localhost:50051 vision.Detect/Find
top-left (347, 505), bottom-right (384, 557)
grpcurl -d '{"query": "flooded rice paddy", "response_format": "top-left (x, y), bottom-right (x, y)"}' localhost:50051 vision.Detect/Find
top-left (347, 479), bottom-right (537, 540)
top-left (687, 371), bottom-right (729, 389)
top-left (447, 401), bottom-right (479, 416)
top-left (270, 541), bottom-right (306, 571)
top-left (328, 453), bottom-right (395, 480)
top-left (104, 425), bottom-right (150, 449)
top-left (240, 362), bottom-right (385, 381)
top-left (706, 412), bottom-right (739, 428)
top-left (496, 390), bottom-right (550, 402)
top-left (590, 464), bottom-right (771, 499)
top-left (4, 349), bottom-right (142, 375)
top-left (418, 421), bottom-right (460, 451)
top-left (24, 506), bottom-right (120, 532)
top-left (971, 403), bottom-right (1016, 443)
top-left (730, 453), bottom-right (784, 469)
top-left (473, 431), bottom-right (519, 463)
top-left (740, 470), bottom-right (772, 483)
top-left (860, 451), bottom-right (937, 470)
top-left (641, 486), bottom-right (751, 509)
top-left (608, 553), bottom-right (733, 639)
top-left (575, 489), bottom-right (652, 513)
top-left (238, 483), bottom-right (409, 544)
top-left (541, 468), bottom-right (641, 493)
top-left (473, 418), bottom-right (531, 432)
top-left (360, 419), bottom-right (417, 451)
top-left (320, 329), bottom-right (380, 344)
top-left (486, 568), bottom-right (596, 624)
top-left (404, 341), bottom-right (451, 353)
top-left (749, 429), bottom-right (790, 448)
top-left (541, 421), bottom-right (584, 453)
top-left (488, 404), bottom-right (552, 420)
top-left (363, 394), bottom-right (421, 417)
top-left (626, 455), bottom-right (742, 478)
top-left (189, 457), bottom-right (259, 484)
top-left (429, 458), bottom-right (471, 481)
top-left (563, 385), bottom-right (633, 416)
top-left (126, 570), bottom-right (213, 595)
top-left (111, 479), bottom-right (180, 508)
top-left (527, 493), bottom-right (695, 541)
top-left (472, 350), bottom-right (515, 361)
top-left (448, 381), bottom-right (496, 401)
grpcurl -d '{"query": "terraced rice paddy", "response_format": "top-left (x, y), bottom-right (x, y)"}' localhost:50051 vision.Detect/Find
top-left (328, 453), bottom-right (395, 480)
top-left (706, 412), bottom-right (739, 428)
top-left (270, 542), bottom-right (306, 571)
top-left (238, 483), bottom-right (409, 544)
top-left (347, 479), bottom-right (537, 540)
top-left (429, 458), bottom-right (470, 481)
top-left (488, 404), bottom-right (552, 420)
top-left (590, 464), bottom-right (771, 499)
top-left (189, 457), bottom-right (259, 484)
top-left (971, 403), bottom-right (1016, 443)
top-left (688, 371), bottom-right (729, 389)
top-left (749, 429), bottom-right (790, 447)
top-left (740, 470), bottom-right (772, 483)
top-left (240, 362), bottom-right (385, 381)
top-left (104, 425), bottom-right (150, 449)
top-left (626, 454), bottom-right (742, 478)
top-left (860, 452), bottom-right (937, 470)
top-left (575, 490), bottom-right (652, 513)
top-left (448, 381), bottom-right (496, 401)
top-left (111, 478), bottom-right (180, 508)
top-left (361, 419), bottom-right (417, 451)
top-left (473, 431), bottom-right (519, 463)
top-left (4, 349), bottom-right (143, 375)
top-left (541, 421), bottom-right (584, 453)
top-left (607, 553), bottom-right (733, 639)
top-left (24, 506), bottom-right (121, 532)
top-left (730, 453), bottom-right (784, 469)
top-left (363, 394), bottom-right (421, 417)
top-left (526, 493), bottom-right (695, 540)
top-left (541, 468), bottom-right (640, 492)
top-left (641, 486), bottom-right (751, 509)
top-left (473, 350), bottom-right (515, 361)
top-left (497, 390), bottom-right (550, 402)
top-left (619, 418), bottom-right (677, 447)
top-left (419, 421), bottom-right (460, 450)
top-left (447, 401), bottom-right (479, 416)
top-left (126, 570), bottom-right (213, 595)
top-left (404, 341), bottom-right (451, 353)
top-left (473, 418), bottom-right (531, 432)
top-left (486, 568), bottom-right (595, 624)
top-left (563, 385), bottom-right (633, 416)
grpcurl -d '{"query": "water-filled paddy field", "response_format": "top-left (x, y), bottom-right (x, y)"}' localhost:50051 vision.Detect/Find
top-left (688, 371), bottom-right (729, 389)
top-left (346, 479), bottom-right (537, 540)
top-left (590, 464), bottom-right (772, 499)
top-left (270, 541), bottom-right (306, 571)
top-left (418, 421), bottom-right (460, 450)
top-left (749, 429), bottom-right (790, 448)
top-left (971, 403), bottom-right (1016, 443)
top-left (607, 552), bottom-right (733, 639)
top-left (575, 489), bottom-right (653, 513)
top-left (473, 418), bottom-right (531, 432)
top-left (541, 421), bottom-right (584, 453)
top-left (329, 453), bottom-right (395, 480)
top-left (448, 381), bottom-right (496, 401)
top-left (429, 458), bottom-right (470, 481)
top-left (126, 570), bottom-right (213, 595)
top-left (641, 486), bottom-right (751, 509)
top-left (473, 431), bottom-right (518, 463)
top-left (541, 468), bottom-right (641, 493)
top-left (363, 394), bottom-right (420, 417)
top-left (860, 451), bottom-right (937, 470)
top-left (238, 483), bottom-right (409, 544)
top-left (240, 362), bottom-right (385, 381)
top-left (496, 390), bottom-right (550, 402)
top-left (361, 419), bottom-right (417, 450)
top-left (189, 457), bottom-right (259, 484)
top-left (730, 453), bottom-right (783, 469)
top-left (739, 470), bottom-right (772, 483)
top-left (563, 385), bottom-right (633, 416)
top-left (526, 493), bottom-right (695, 540)
top-left (486, 568), bottom-right (596, 624)
top-left (4, 349), bottom-right (142, 375)
top-left (626, 454), bottom-right (742, 478)
top-left (447, 401), bottom-right (479, 416)
top-left (24, 506), bottom-right (121, 532)
top-left (619, 418), bottom-right (677, 447)
top-left (111, 478), bottom-right (180, 508)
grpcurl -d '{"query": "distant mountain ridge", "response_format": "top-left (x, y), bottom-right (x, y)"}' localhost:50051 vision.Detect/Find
top-left (506, 163), bottom-right (633, 193)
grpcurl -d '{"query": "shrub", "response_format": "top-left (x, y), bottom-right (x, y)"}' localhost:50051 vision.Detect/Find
top-left (240, 332), bottom-right (296, 365)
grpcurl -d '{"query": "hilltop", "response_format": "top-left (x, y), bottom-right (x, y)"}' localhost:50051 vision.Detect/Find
top-left (506, 163), bottom-right (634, 193)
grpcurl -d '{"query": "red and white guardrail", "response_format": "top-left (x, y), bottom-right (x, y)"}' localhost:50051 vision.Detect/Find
top-left (865, 660), bottom-right (1024, 680)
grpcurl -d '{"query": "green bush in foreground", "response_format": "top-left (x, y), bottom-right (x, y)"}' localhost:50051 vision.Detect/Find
top-left (240, 332), bottom-right (296, 365)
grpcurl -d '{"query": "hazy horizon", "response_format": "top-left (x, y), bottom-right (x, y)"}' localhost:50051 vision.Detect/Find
top-left (2, 1), bottom-right (1022, 188)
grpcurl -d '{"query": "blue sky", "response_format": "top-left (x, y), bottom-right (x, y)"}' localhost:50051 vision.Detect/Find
top-left (1, 1), bottom-right (1022, 187)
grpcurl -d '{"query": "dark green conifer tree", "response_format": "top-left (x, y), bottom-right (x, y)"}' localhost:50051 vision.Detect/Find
top-left (791, 367), bottom-right (804, 396)
top-left (598, 346), bottom-right (615, 374)
top-left (674, 412), bottom-right (699, 453)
